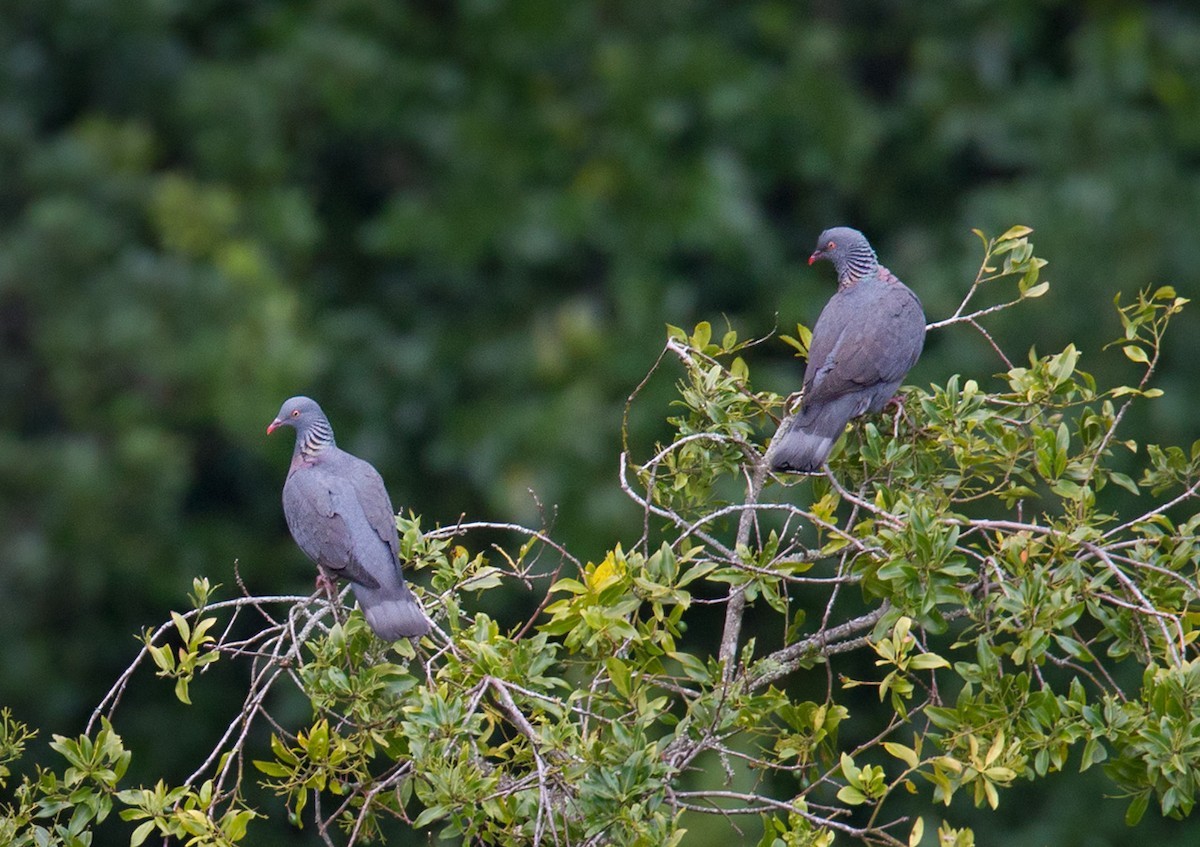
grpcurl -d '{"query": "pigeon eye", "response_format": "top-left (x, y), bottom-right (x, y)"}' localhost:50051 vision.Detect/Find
top-left (291, 409), bottom-right (300, 417)
top-left (827, 241), bottom-right (836, 249)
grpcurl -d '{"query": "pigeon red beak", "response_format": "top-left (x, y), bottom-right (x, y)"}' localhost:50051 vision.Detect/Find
top-left (807, 251), bottom-right (822, 265)
top-left (267, 419), bottom-right (283, 435)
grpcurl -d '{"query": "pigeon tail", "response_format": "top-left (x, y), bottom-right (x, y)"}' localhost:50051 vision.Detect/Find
top-left (768, 393), bottom-right (867, 474)
top-left (353, 582), bottom-right (430, 640)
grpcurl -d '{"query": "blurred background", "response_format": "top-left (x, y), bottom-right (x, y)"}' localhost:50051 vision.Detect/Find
top-left (2, 0), bottom-right (1199, 844)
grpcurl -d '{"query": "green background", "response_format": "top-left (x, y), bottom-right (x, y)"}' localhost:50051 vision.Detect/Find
top-left (2, 1), bottom-right (1198, 843)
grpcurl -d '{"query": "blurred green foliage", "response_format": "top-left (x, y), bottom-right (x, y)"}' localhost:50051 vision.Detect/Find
top-left (1, 1), bottom-right (1199, 845)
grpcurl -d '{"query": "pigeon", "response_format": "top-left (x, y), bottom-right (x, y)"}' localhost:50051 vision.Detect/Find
top-left (268, 396), bottom-right (430, 639)
top-left (769, 227), bottom-right (926, 474)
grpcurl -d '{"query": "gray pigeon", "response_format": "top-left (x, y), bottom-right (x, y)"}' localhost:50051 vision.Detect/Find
top-left (769, 227), bottom-right (926, 473)
top-left (268, 396), bottom-right (430, 639)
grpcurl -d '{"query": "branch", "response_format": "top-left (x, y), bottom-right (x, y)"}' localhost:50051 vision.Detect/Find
top-left (666, 789), bottom-right (907, 846)
top-left (1104, 478), bottom-right (1200, 539)
top-left (488, 677), bottom-right (562, 847)
top-left (719, 461), bottom-right (766, 680)
top-left (749, 606), bottom-right (891, 690)
top-left (86, 592), bottom-right (314, 735)
top-left (425, 520), bottom-right (583, 571)
top-left (618, 451), bottom-right (738, 561)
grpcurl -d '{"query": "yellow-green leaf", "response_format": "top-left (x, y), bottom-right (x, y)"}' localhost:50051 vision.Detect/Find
top-left (999, 224), bottom-right (1034, 240)
top-left (130, 820), bottom-right (156, 847)
top-left (1122, 345), bottom-right (1149, 364)
top-left (884, 742), bottom-right (920, 769)
top-left (836, 784), bottom-right (868, 805)
top-left (606, 657), bottom-right (631, 698)
top-left (910, 652), bottom-right (951, 671)
top-left (170, 611), bottom-right (190, 644)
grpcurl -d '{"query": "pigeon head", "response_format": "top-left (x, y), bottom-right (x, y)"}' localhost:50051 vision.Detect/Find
top-left (808, 227), bottom-right (878, 283)
top-left (267, 396), bottom-right (335, 452)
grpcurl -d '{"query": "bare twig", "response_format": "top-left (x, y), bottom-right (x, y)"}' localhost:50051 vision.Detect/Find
top-left (750, 606), bottom-right (891, 690)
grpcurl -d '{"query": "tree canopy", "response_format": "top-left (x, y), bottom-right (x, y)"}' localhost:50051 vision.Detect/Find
top-left (5, 231), bottom-right (1200, 846)
top-left (2, 2), bottom-right (1200, 846)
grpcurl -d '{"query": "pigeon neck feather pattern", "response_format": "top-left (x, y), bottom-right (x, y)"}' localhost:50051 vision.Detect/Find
top-left (834, 239), bottom-right (878, 289)
top-left (297, 415), bottom-right (335, 461)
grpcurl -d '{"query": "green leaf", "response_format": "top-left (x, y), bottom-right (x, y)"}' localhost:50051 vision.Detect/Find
top-left (909, 652), bottom-right (950, 671)
top-left (779, 334), bottom-right (807, 357)
top-left (1125, 792), bottom-right (1150, 826)
top-left (908, 817), bottom-right (925, 847)
top-left (413, 805), bottom-right (450, 829)
top-left (883, 742), bottom-right (920, 769)
top-left (983, 779), bottom-right (999, 809)
top-left (1080, 738), bottom-right (1107, 771)
top-left (999, 225), bottom-right (1034, 240)
top-left (170, 611), bottom-right (191, 644)
top-left (670, 651), bottom-right (710, 683)
top-left (252, 759), bottom-right (290, 777)
top-left (222, 808), bottom-right (255, 841)
top-left (606, 657), bottom-right (632, 698)
top-left (1122, 345), bottom-right (1149, 364)
top-left (840, 752), bottom-right (861, 783)
top-left (1052, 634), bottom-right (1094, 662)
top-left (836, 784), bottom-right (868, 805)
top-left (146, 643), bottom-right (174, 674)
top-left (1108, 472), bottom-right (1139, 495)
top-left (130, 819), bottom-right (156, 847)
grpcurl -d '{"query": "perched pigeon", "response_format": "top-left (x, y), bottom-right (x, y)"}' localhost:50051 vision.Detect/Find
top-left (268, 396), bottom-right (430, 639)
top-left (769, 227), bottom-right (926, 473)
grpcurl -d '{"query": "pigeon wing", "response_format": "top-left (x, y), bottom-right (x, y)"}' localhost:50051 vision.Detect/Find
top-left (283, 465), bottom-right (382, 590)
top-left (802, 275), bottom-right (924, 408)
top-left (341, 453), bottom-right (402, 562)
